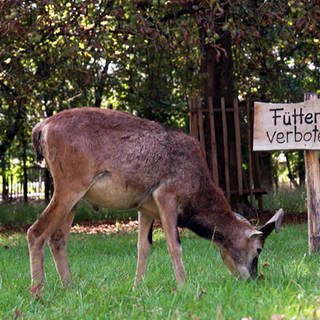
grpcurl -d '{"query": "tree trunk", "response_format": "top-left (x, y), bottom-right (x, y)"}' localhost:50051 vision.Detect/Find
top-left (93, 63), bottom-right (109, 108)
top-left (0, 112), bottom-right (22, 161)
top-left (22, 139), bottom-right (28, 203)
top-left (1, 160), bottom-right (9, 202)
top-left (199, 22), bottom-right (240, 207)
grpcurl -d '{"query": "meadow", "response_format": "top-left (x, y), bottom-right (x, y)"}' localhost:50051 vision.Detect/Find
top-left (1, 223), bottom-right (320, 319)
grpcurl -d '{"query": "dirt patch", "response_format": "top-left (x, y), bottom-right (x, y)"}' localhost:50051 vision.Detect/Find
top-left (71, 220), bottom-right (139, 234)
top-left (0, 211), bottom-right (307, 235)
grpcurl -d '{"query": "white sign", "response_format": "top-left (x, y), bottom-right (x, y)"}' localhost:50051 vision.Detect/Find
top-left (253, 99), bottom-right (320, 151)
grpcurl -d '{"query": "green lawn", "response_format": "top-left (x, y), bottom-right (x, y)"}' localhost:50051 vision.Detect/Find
top-left (1, 225), bottom-right (319, 319)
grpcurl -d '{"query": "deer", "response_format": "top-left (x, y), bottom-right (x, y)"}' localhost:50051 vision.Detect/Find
top-left (28, 107), bottom-right (284, 297)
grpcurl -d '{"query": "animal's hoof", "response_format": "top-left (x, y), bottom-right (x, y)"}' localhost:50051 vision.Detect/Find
top-left (61, 280), bottom-right (72, 289)
top-left (30, 283), bottom-right (43, 300)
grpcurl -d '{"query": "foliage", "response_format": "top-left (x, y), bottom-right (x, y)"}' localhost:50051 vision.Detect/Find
top-left (0, 0), bottom-right (319, 199)
top-left (271, 151), bottom-right (306, 188)
top-left (0, 200), bottom-right (137, 227)
top-left (263, 186), bottom-right (307, 213)
top-left (0, 202), bottom-right (40, 227)
top-left (1, 225), bottom-right (319, 319)
top-left (232, 0), bottom-right (320, 101)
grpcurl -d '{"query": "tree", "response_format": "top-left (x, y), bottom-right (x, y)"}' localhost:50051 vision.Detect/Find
top-left (0, 0), bottom-right (319, 205)
top-left (152, 1), bottom-right (319, 203)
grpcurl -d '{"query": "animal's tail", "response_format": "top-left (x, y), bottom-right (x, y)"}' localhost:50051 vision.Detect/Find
top-left (32, 122), bottom-right (45, 163)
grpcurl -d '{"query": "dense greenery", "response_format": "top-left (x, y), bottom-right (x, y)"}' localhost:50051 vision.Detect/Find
top-left (263, 186), bottom-right (307, 213)
top-left (0, 225), bottom-right (319, 319)
top-left (0, 1), bottom-right (319, 200)
top-left (0, 200), bottom-right (137, 227)
top-left (0, 185), bottom-right (308, 227)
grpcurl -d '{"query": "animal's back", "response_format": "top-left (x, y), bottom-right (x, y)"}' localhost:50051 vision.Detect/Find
top-left (32, 107), bottom-right (211, 202)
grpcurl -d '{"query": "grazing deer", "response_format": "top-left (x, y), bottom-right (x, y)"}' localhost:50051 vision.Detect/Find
top-left (28, 107), bottom-right (283, 296)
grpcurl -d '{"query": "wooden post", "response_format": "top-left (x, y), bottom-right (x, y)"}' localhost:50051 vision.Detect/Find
top-left (188, 96), bottom-right (198, 139)
top-left (208, 97), bottom-right (219, 185)
top-left (233, 99), bottom-right (243, 196)
top-left (196, 96), bottom-right (206, 154)
top-left (188, 97), bottom-right (194, 137)
top-left (221, 97), bottom-right (230, 201)
top-left (246, 99), bottom-right (254, 205)
top-left (304, 92), bottom-right (320, 253)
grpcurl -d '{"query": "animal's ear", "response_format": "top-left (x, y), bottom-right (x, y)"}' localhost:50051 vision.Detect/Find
top-left (259, 208), bottom-right (284, 240)
top-left (247, 230), bottom-right (263, 239)
top-left (234, 212), bottom-right (251, 225)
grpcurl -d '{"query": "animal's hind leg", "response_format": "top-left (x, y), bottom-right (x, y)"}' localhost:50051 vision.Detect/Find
top-left (134, 211), bottom-right (154, 286)
top-left (48, 205), bottom-right (76, 287)
top-left (27, 191), bottom-right (81, 296)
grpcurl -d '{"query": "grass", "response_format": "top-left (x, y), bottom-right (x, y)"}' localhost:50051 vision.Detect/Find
top-left (1, 224), bottom-right (320, 319)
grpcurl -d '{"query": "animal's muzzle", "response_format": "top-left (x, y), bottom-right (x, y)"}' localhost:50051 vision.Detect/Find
top-left (250, 257), bottom-right (259, 279)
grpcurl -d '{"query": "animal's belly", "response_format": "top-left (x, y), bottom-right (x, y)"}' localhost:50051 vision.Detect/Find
top-left (83, 174), bottom-right (143, 210)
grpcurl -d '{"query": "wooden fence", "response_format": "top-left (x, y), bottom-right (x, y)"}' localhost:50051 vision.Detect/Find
top-left (189, 95), bottom-right (266, 210)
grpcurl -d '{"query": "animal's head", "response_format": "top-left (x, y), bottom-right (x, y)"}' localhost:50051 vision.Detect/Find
top-left (219, 208), bottom-right (284, 279)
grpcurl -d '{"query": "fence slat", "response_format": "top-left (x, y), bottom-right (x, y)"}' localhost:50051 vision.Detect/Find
top-left (189, 96), bottom-right (198, 139)
top-left (196, 96), bottom-right (206, 154)
top-left (221, 98), bottom-right (230, 200)
top-left (246, 98), bottom-right (254, 205)
top-left (233, 98), bottom-right (243, 196)
top-left (208, 97), bottom-right (219, 185)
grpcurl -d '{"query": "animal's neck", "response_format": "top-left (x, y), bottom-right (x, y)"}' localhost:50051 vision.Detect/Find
top-left (184, 218), bottom-right (226, 244)
top-left (178, 186), bottom-right (242, 245)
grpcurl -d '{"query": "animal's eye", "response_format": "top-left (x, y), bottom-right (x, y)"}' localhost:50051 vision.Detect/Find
top-left (257, 248), bottom-right (262, 255)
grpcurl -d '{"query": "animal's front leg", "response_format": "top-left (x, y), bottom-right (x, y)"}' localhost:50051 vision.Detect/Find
top-left (153, 188), bottom-right (185, 285)
top-left (134, 211), bottom-right (154, 287)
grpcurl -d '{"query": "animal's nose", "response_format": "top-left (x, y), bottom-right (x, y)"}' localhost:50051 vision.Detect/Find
top-left (250, 270), bottom-right (258, 279)
top-left (250, 257), bottom-right (259, 279)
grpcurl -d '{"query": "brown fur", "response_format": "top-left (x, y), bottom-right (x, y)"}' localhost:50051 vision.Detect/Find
top-left (28, 107), bottom-right (283, 296)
